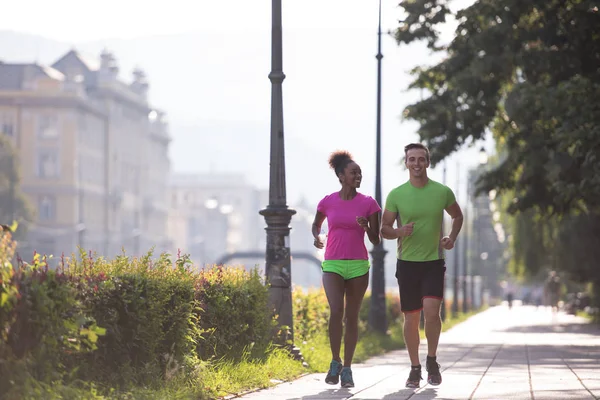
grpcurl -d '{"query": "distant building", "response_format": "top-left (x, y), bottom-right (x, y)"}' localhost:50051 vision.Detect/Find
top-left (0, 49), bottom-right (171, 260)
top-left (168, 173), bottom-right (264, 265)
top-left (167, 173), bottom-right (323, 287)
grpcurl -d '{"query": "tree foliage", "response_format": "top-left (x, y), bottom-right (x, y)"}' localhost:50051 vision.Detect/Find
top-left (397, 0), bottom-right (600, 300)
top-left (0, 134), bottom-right (32, 239)
top-left (396, 0), bottom-right (600, 214)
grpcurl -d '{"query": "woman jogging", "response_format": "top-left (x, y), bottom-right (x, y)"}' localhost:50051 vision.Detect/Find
top-left (311, 150), bottom-right (381, 388)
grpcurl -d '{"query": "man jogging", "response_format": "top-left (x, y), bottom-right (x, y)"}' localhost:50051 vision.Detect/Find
top-left (381, 143), bottom-right (463, 388)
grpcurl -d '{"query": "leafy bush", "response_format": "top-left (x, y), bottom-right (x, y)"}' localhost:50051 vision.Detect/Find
top-left (292, 287), bottom-right (330, 341)
top-left (195, 265), bottom-right (274, 360)
top-left (0, 232), bottom-right (103, 395)
top-left (61, 251), bottom-right (200, 387)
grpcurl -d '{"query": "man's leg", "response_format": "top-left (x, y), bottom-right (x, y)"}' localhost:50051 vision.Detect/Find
top-left (421, 261), bottom-right (446, 386)
top-left (423, 297), bottom-right (442, 357)
top-left (403, 310), bottom-right (422, 365)
top-left (397, 259), bottom-right (424, 388)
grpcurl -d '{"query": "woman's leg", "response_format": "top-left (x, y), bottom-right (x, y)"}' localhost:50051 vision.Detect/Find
top-left (322, 272), bottom-right (346, 361)
top-left (342, 272), bottom-right (369, 366)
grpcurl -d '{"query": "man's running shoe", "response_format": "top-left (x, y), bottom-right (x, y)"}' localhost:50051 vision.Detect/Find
top-left (426, 357), bottom-right (442, 386)
top-left (406, 365), bottom-right (422, 389)
top-left (340, 367), bottom-right (354, 388)
top-left (325, 359), bottom-right (343, 384)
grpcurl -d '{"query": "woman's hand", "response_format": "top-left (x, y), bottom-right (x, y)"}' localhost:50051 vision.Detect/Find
top-left (313, 235), bottom-right (325, 249)
top-left (356, 216), bottom-right (369, 231)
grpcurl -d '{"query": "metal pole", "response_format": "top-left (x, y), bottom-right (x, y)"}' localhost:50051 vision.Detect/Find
top-left (463, 175), bottom-right (470, 313)
top-left (369, 0), bottom-right (388, 334)
top-left (440, 162), bottom-right (447, 322)
top-left (259, 0), bottom-right (299, 357)
top-left (470, 173), bottom-right (476, 310)
top-left (452, 162), bottom-right (460, 317)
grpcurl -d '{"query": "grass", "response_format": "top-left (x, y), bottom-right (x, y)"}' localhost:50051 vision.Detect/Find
top-left (576, 309), bottom-right (600, 324)
top-left (200, 348), bottom-right (307, 398)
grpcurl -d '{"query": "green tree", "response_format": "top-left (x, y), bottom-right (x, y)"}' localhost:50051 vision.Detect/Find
top-left (0, 134), bottom-right (32, 239)
top-left (396, 0), bottom-right (600, 214)
top-left (396, 0), bottom-right (600, 304)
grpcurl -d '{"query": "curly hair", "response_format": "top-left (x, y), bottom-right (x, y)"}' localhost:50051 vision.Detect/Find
top-left (328, 150), bottom-right (354, 178)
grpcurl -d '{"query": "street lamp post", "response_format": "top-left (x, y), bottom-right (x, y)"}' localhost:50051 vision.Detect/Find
top-left (440, 162), bottom-right (447, 322)
top-left (369, 0), bottom-right (388, 334)
top-left (463, 170), bottom-right (470, 313)
top-left (260, 0), bottom-right (299, 357)
top-left (452, 162), bottom-right (460, 317)
top-left (474, 146), bottom-right (488, 308)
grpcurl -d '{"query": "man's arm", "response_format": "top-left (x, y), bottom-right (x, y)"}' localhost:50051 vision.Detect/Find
top-left (381, 209), bottom-right (398, 239)
top-left (445, 202), bottom-right (463, 242)
top-left (381, 209), bottom-right (415, 240)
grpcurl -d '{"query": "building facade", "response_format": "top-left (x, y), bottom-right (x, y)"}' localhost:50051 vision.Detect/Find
top-left (167, 173), bottom-right (323, 287)
top-left (168, 173), bottom-right (263, 266)
top-left (0, 49), bottom-right (171, 261)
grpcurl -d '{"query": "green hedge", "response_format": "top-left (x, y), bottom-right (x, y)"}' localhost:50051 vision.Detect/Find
top-left (195, 266), bottom-right (273, 360)
top-left (0, 243), bottom-right (103, 395)
top-left (0, 232), bottom-right (274, 395)
top-left (1, 229), bottom-right (403, 397)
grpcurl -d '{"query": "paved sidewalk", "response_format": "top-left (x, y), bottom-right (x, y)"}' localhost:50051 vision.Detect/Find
top-left (240, 306), bottom-right (600, 399)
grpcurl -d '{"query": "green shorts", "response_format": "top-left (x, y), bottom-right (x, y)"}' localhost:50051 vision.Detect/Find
top-left (322, 260), bottom-right (370, 281)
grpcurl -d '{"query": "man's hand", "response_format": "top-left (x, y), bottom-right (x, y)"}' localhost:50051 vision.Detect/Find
top-left (313, 235), bottom-right (325, 249)
top-left (441, 236), bottom-right (455, 250)
top-left (356, 216), bottom-right (369, 231)
top-left (398, 222), bottom-right (415, 237)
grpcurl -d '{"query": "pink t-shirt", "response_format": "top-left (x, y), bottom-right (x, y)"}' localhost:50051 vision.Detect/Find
top-left (317, 192), bottom-right (381, 260)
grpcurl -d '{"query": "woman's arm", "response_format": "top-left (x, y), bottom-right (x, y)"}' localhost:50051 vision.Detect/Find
top-left (312, 211), bottom-right (326, 249)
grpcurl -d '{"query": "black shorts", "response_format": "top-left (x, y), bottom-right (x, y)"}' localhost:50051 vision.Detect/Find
top-left (396, 259), bottom-right (446, 313)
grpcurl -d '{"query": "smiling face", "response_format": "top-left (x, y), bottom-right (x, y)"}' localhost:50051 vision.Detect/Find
top-left (338, 161), bottom-right (362, 188)
top-left (405, 148), bottom-right (430, 179)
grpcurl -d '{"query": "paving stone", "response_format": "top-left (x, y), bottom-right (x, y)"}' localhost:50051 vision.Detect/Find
top-left (238, 306), bottom-right (600, 399)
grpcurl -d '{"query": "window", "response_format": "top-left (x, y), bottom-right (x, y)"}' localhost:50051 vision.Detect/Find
top-left (0, 113), bottom-right (15, 137)
top-left (1, 122), bottom-right (14, 137)
top-left (38, 195), bottom-right (56, 221)
top-left (37, 115), bottom-right (59, 139)
top-left (37, 149), bottom-right (60, 178)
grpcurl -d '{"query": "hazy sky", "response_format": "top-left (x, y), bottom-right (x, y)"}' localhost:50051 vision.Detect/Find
top-left (4, 0), bottom-right (489, 205)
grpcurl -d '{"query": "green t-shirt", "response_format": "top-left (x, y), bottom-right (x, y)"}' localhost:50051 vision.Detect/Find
top-left (384, 179), bottom-right (456, 262)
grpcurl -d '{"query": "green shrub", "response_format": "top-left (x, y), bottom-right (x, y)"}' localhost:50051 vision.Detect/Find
top-left (0, 234), bottom-right (103, 393)
top-left (65, 252), bottom-right (200, 387)
top-left (292, 287), bottom-right (330, 341)
top-left (195, 266), bottom-right (274, 360)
